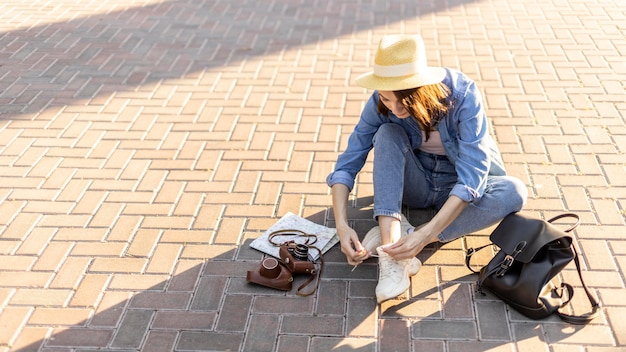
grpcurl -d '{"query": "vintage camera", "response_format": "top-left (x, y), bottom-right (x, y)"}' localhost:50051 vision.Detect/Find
top-left (290, 243), bottom-right (309, 261)
top-left (280, 244), bottom-right (316, 275)
top-left (246, 242), bottom-right (319, 293)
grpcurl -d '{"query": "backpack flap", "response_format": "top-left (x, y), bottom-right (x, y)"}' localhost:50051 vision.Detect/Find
top-left (489, 213), bottom-right (573, 265)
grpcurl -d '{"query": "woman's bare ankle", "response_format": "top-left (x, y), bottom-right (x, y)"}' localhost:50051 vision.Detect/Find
top-left (378, 215), bottom-right (402, 245)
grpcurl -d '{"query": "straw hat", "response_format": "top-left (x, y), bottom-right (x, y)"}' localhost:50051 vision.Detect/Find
top-left (355, 34), bottom-right (446, 91)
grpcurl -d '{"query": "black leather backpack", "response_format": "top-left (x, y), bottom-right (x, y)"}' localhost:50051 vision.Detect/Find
top-left (466, 213), bottom-right (600, 324)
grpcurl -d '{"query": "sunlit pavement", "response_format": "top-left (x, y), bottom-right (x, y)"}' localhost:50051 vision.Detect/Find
top-left (0, 0), bottom-right (624, 350)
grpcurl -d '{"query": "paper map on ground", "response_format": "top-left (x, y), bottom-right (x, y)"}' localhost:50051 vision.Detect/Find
top-left (250, 212), bottom-right (339, 260)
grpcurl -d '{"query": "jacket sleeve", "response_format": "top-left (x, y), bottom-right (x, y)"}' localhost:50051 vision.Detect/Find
top-left (449, 81), bottom-right (492, 203)
top-left (326, 93), bottom-right (384, 192)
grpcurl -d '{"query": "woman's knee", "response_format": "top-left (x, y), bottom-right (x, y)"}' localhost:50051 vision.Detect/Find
top-left (487, 176), bottom-right (528, 212)
top-left (373, 124), bottom-right (407, 146)
top-left (503, 176), bottom-right (528, 211)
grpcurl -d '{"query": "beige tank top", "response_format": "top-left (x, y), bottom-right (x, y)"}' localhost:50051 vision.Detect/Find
top-left (418, 130), bottom-right (446, 155)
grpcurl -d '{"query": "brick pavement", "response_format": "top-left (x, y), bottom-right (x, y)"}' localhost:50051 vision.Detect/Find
top-left (0, 0), bottom-right (624, 351)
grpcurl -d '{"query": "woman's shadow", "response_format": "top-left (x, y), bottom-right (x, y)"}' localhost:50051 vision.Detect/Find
top-left (323, 196), bottom-right (591, 349)
top-left (18, 197), bottom-right (578, 351)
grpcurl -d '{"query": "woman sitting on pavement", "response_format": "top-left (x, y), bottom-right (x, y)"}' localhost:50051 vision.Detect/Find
top-left (326, 34), bottom-right (528, 303)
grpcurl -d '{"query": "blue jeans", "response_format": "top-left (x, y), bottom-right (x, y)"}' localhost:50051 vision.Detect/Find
top-left (372, 124), bottom-right (527, 242)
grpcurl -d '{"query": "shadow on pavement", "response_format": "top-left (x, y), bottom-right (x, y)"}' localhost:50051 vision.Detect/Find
top-left (16, 202), bottom-right (583, 351)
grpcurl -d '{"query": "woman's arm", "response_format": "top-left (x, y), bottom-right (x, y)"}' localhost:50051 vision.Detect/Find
top-left (327, 93), bottom-right (386, 265)
top-left (331, 184), bottom-right (370, 265)
top-left (446, 79), bottom-right (491, 203)
top-left (383, 195), bottom-right (467, 260)
top-left (326, 93), bottom-right (387, 192)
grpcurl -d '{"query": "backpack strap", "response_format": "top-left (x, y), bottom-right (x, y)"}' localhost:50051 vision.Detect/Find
top-left (548, 213), bottom-right (601, 323)
top-left (464, 243), bottom-right (492, 274)
top-left (547, 213), bottom-right (580, 232)
top-left (556, 245), bottom-right (601, 324)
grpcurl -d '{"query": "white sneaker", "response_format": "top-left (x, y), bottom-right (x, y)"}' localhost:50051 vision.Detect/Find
top-left (407, 256), bottom-right (422, 276)
top-left (362, 226), bottom-right (382, 253)
top-left (361, 214), bottom-right (415, 253)
top-left (399, 213), bottom-right (416, 237)
top-left (375, 246), bottom-right (422, 303)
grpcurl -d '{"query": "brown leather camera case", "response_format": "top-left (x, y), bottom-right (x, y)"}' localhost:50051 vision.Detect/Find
top-left (246, 257), bottom-right (293, 291)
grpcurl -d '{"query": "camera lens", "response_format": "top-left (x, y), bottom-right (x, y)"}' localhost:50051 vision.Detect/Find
top-left (293, 244), bottom-right (309, 261)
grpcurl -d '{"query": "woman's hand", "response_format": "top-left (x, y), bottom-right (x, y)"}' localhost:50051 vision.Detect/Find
top-left (382, 226), bottom-right (438, 260)
top-left (331, 184), bottom-right (372, 265)
top-left (383, 196), bottom-right (467, 260)
top-left (337, 226), bottom-right (370, 266)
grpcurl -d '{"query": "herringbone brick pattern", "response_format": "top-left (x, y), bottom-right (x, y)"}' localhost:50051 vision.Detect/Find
top-left (0, 0), bottom-right (624, 351)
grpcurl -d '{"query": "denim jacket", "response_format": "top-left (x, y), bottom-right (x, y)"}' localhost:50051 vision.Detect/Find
top-left (326, 68), bottom-right (507, 203)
